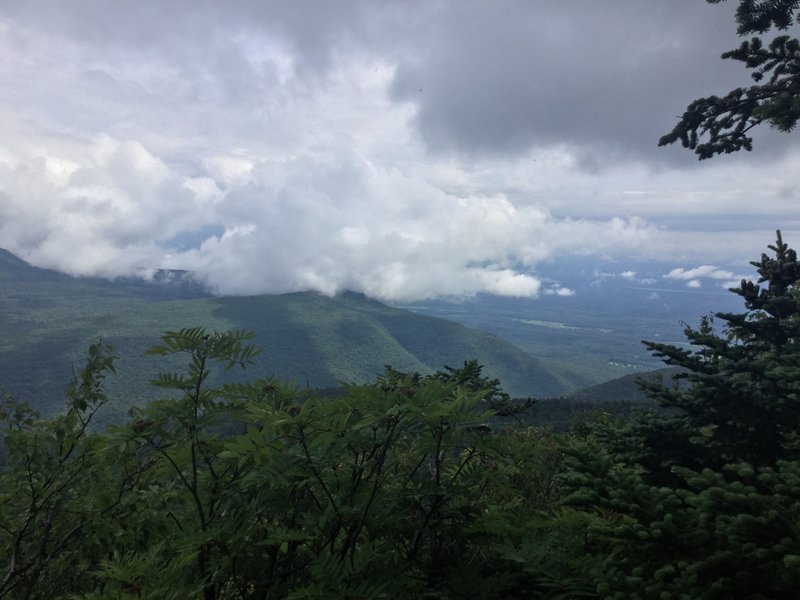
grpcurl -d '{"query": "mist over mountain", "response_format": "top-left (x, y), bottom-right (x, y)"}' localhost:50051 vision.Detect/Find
top-left (0, 248), bottom-right (567, 422)
top-left (2, 243), bottom-right (751, 427)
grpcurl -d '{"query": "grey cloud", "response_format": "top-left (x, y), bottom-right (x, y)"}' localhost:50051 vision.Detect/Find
top-left (1, 0), bottom-right (370, 73)
top-left (0, 0), bottom-right (797, 300)
top-left (388, 0), bottom-right (797, 166)
top-left (7, 0), bottom-right (794, 167)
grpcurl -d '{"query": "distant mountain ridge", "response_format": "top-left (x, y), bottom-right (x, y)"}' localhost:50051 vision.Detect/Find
top-left (0, 249), bottom-right (568, 422)
top-left (566, 367), bottom-right (684, 403)
top-left (0, 248), bottom-right (72, 282)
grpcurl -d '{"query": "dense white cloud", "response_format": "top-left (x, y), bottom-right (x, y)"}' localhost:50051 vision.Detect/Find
top-left (665, 266), bottom-right (735, 281)
top-left (664, 265), bottom-right (754, 289)
top-left (0, 1), bottom-right (797, 300)
top-left (0, 134), bottom-right (662, 299)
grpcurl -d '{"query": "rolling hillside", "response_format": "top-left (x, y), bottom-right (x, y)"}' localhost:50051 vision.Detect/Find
top-left (565, 367), bottom-right (685, 403)
top-left (0, 250), bottom-right (567, 422)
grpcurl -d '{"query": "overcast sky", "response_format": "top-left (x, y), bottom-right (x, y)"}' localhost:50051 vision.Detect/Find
top-left (0, 0), bottom-right (797, 300)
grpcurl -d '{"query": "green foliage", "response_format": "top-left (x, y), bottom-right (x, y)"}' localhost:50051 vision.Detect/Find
top-left (383, 359), bottom-right (537, 421)
top-left (562, 446), bottom-right (800, 599)
top-left (561, 232), bottom-right (800, 598)
top-left (0, 341), bottom-right (145, 599)
top-left (635, 231), bottom-right (800, 474)
top-left (125, 328), bottom-right (261, 600)
top-left (716, 0), bottom-right (799, 35)
top-left (660, 0), bottom-right (800, 158)
top-left (0, 330), bottom-right (590, 598)
top-left (431, 358), bottom-right (509, 401)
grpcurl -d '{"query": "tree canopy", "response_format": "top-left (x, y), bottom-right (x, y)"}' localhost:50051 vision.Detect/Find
top-left (659, 0), bottom-right (800, 158)
top-left (562, 231), bottom-right (800, 598)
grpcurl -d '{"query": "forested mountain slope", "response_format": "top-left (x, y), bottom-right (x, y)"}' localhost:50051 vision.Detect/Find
top-left (566, 367), bottom-right (684, 403)
top-left (0, 249), bottom-right (567, 421)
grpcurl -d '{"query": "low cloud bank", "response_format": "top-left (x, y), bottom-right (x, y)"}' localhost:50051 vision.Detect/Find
top-left (0, 137), bottom-right (659, 301)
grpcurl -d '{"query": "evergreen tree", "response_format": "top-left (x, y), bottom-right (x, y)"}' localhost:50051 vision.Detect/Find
top-left (660, 0), bottom-right (800, 158)
top-left (561, 232), bottom-right (800, 598)
top-left (638, 230), bottom-right (800, 473)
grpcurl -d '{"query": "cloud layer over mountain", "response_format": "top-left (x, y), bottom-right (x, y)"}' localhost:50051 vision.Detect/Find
top-left (0, 1), bottom-right (797, 299)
